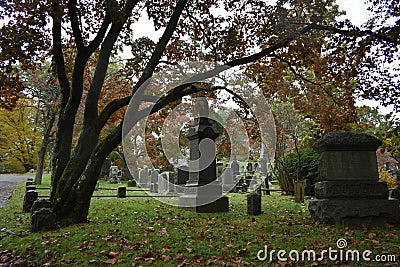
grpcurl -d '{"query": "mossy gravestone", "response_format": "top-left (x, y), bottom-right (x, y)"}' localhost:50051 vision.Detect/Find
top-left (309, 132), bottom-right (400, 225)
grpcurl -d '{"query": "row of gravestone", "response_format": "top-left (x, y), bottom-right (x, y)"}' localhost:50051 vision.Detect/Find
top-left (130, 165), bottom-right (266, 194)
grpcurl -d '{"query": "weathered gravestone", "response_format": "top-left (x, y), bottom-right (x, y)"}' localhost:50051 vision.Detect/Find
top-left (247, 191), bottom-right (262, 215)
top-left (179, 97), bottom-right (229, 212)
top-left (31, 199), bottom-right (52, 216)
top-left (150, 169), bottom-right (159, 193)
top-left (309, 132), bottom-right (400, 225)
top-left (117, 186), bottom-right (126, 198)
top-left (222, 167), bottom-right (235, 192)
top-left (31, 208), bottom-right (56, 232)
top-left (230, 156), bottom-right (240, 176)
top-left (158, 172), bottom-right (170, 195)
top-left (108, 166), bottom-right (120, 184)
top-left (138, 167), bottom-right (149, 188)
top-left (258, 157), bottom-right (268, 176)
top-left (249, 174), bottom-right (259, 191)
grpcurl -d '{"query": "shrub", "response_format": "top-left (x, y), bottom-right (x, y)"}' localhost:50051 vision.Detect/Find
top-left (379, 167), bottom-right (397, 188)
top-left (276, 148), bottom-right (318, 194)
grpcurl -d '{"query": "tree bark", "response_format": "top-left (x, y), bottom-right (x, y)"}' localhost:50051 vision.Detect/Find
top-left (57, 125), bottom-right (122, 224)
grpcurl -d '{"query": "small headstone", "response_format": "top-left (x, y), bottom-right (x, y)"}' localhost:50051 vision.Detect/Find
top-left (31, 199), bottom-right (52, 216)
top-left (231, 157), bottom-right (240, 176)
top-left (117, 186), bottom-right (126, 198)
top-left (44, 166), bottom-right (50, 174)
top-left (30, 208), bottom-right (56, 232)
top-left (158, 172), bottom-right (170, 195)
top-left (258, 158), bottom-right (268, 175)
top-left (138, 167), bottom-right (149, 188)
top-left (222, 167), bottom-right (235, 192)
top-left (249, 174), bottom-right (259, 191)
top-left (150, 169), bottom-right (159, 193)
top-left (23, 190), bottom-right (38, 213)
top-left (247, 192), bottom-right (262, 215)
top-left (108, 166), bottom-right (120, 184)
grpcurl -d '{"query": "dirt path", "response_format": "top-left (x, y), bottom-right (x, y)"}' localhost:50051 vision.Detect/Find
top-left (0, 174), bottom-right (29, 208)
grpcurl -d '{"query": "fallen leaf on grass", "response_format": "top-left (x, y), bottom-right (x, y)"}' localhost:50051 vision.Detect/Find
top-left (103, 258), bottom-right (117, 265)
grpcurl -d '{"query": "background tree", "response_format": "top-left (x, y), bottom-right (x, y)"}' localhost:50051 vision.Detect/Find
top-left (0, 99), bottom-right (41, 173)
top-left (22, 66), bottom-right (59, 184)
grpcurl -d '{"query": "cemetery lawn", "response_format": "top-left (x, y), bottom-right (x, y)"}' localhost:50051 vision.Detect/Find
top-left (0, 176), bottom-right (399, 266)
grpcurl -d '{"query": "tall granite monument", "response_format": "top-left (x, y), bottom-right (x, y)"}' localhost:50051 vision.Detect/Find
top-left (309, 132), bottom-right (400, 225)
top-left (179, 97), bottom-right (229, 212)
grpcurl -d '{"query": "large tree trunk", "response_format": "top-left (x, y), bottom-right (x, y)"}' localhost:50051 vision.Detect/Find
top-left (54, 125), bottom-right (122, 224)
top-left (49, 0), bottom-right (189, 225)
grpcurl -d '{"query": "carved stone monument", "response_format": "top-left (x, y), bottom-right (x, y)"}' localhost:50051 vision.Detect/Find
top-left (179, 97), bottom-right (229, 212)
top-left (309, 132), bottom-right (400, 225)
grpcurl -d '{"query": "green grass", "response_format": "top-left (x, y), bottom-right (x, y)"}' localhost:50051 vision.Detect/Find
top-left (0, 175), bottom-right (399, 266)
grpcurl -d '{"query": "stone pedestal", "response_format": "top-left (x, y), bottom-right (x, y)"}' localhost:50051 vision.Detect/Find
top-left (179, 97), bottom-right (229, 213)
top-left (309, 132), bottom-right (400, 225)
